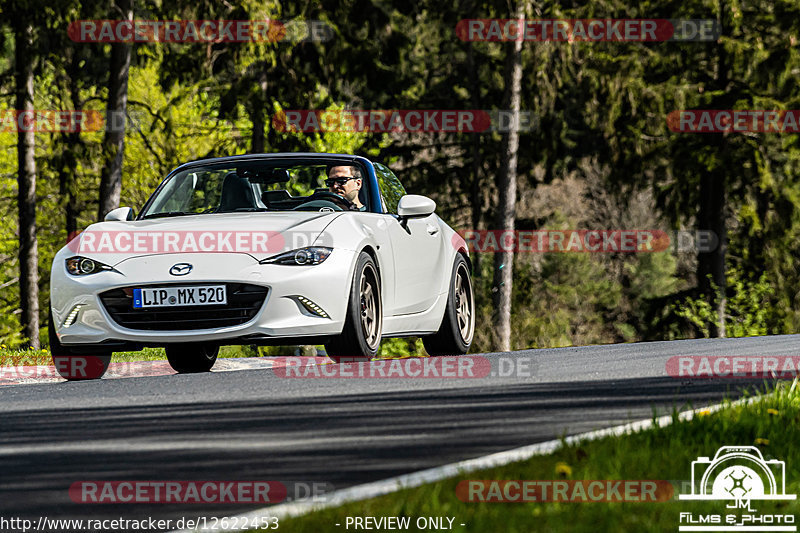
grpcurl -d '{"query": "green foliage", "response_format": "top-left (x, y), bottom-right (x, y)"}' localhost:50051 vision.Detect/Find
top-left (671, 270), bottom-right (773, 339)
top-left (725, 270), bottom-right (772, 337)
top-left (378, 337), bottom-right (424, 359)
top-left (673, 292), bottom-right (716, 339)
top-left (518, 252), bottom-right (623, 349)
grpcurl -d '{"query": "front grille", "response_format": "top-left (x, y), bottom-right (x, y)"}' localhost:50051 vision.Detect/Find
top-left (99, 283), bottom-right (268, 331)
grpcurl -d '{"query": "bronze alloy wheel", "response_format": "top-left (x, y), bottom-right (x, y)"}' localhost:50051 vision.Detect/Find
top-left (325, 252), bottom-right (383, 360)
top-left (453, 261), bottom-right (475, 344)
top-left (359, 262), bottom-right (382, 349)
top-left (422, 255), bottom-right (474, 356)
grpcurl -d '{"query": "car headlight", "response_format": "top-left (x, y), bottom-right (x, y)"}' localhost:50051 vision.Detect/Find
top-left (260, 247), bottom-right (332, 266)
top-left (65, 256), bottom-right (114, 276)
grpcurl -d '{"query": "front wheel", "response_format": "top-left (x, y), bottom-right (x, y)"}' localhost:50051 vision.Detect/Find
top-left (49, 309), bottom-right (111, 380)
top-left (325, 252), bottom-right (382, 361)
top-left (166, 343), bottom-right (219, 373)
top-left (423, 255), bottom-right (475, 356)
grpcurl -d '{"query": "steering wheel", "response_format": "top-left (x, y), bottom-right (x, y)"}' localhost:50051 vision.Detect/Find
top-left (312, 191), bottom-right (356, 210)
top-left (295, 191), bottom-right (355, 212)
top-left (293, 200), bottom-right (342, 212)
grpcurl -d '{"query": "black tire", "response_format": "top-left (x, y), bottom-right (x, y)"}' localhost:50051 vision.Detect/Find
top-left (49, 308), bottom-right (111, 380)
top-left (325, 252), bottom-right (382, 361)
top-left (166, 343), bottom-right (219, 373)
top-left (423, 255), bottom-right (475, 356)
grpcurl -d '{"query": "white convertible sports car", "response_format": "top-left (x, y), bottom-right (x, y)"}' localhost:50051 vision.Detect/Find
top-left (49, 153), bottom-right (475, 379)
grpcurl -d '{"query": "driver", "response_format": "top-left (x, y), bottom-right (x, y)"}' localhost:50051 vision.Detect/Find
top-left (325, 165), bottom-right (367, 211)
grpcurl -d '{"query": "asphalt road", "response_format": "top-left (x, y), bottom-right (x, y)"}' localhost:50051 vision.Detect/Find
top-left (1, 335), bottom-right (798, 529)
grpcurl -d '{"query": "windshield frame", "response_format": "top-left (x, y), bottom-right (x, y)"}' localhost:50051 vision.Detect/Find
top-left (137, 155), bottom-right (377, 220)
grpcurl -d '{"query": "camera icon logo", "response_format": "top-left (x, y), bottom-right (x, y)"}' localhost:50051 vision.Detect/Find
top-left (679, 446), bottom-right (796, 501)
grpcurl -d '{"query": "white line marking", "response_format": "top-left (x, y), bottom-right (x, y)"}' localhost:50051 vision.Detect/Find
top-left (175, 396), bottom-right (755, 532)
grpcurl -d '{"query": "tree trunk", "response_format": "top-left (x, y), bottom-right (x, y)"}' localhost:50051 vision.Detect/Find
top-left (252, 113), bottom-right (265, 154)
top-left (697, 170), bottom-right (727, 337)
top-left (251, 69), bottom-right (269, 154)
top-left (697, 7), bottom-right (729, 338)
top-left (15, 22), bottom-right (39, 348)
top-left (97, 0), bottom-right (133, 221)
top-left (491, 0), bottom-right (526, 352)
top-left (60, 51), bottom-right (82, 240)
top-left (468, 44), bottom-right (482, 272)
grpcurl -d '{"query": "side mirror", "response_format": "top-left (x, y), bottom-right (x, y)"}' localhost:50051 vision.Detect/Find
top-left (397, 195), bottom-right (436, 218)
top-left (104, 206), bottom-right (135, 222)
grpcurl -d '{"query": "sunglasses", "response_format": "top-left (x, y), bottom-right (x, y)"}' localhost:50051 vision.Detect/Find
top-left (325, 177), bottom-right (357, 187)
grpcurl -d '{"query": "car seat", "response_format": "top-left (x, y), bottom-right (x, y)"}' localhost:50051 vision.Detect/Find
top-left (218, 172), bottom-right (257, 211)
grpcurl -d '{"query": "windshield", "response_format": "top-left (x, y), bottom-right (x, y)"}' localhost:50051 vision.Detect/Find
top-left (139, 161), bottom-right (370, 219)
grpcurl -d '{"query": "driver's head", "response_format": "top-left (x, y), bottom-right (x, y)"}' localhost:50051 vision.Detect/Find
top-left (326, 165), bottom-right (363, 207)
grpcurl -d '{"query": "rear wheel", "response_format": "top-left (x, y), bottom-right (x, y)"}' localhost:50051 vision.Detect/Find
top-left (423, 255), bottom-right (474, 356)
top-left (325, 252), bottom-right (382, 361)
top-left (166, 343), bottom-right (219, 373)
top-left (49, 309), bottom-right (111, 380)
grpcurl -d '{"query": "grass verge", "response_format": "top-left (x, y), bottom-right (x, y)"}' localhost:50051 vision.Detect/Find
top-left (272, 380), bottom-right (800, 532)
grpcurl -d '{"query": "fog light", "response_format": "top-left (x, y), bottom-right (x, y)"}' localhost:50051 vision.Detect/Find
top-left (297, 296), bottom-right (329, 318)
top-left (62, 304), bottom-right (85, 327)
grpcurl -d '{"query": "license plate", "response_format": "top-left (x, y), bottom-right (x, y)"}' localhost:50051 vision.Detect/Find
top-left (132, 285), bottom-right (227, 308)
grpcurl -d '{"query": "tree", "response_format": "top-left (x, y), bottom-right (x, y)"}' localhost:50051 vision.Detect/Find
top-left (490, 0), bottom-right (526, 351)
top-left (97, 0), bottom-right (133, 220)
top-left (13, 18), bottom-right (38, 348)
top-left (45, 0), bottom-right (105, 239)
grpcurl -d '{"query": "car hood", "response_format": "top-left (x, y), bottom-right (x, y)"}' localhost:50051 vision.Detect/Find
top-left (65, 212), bottom-right (342, 264)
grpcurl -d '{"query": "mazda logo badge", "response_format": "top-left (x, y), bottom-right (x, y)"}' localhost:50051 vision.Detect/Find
top-left (169, 263), bottom-right (193, 276)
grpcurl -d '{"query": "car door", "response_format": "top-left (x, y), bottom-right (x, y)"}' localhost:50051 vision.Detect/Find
top-left (374, 163), bottom-right (445, 315)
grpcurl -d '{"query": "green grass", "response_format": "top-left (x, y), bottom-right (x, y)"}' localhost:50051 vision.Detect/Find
top-left (273, 381), bottom-right (800, 533)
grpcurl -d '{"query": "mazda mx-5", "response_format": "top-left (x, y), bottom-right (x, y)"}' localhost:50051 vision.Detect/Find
top-left (49, 153), bottom-right (475, 379)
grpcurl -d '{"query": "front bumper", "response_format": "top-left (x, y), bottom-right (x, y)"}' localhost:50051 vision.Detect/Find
top-left (50, 250), bottom-right (356, 347)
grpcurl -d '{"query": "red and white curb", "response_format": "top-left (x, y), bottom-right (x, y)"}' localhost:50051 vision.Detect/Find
top-left (0, 356), bottom-right (324, 386)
